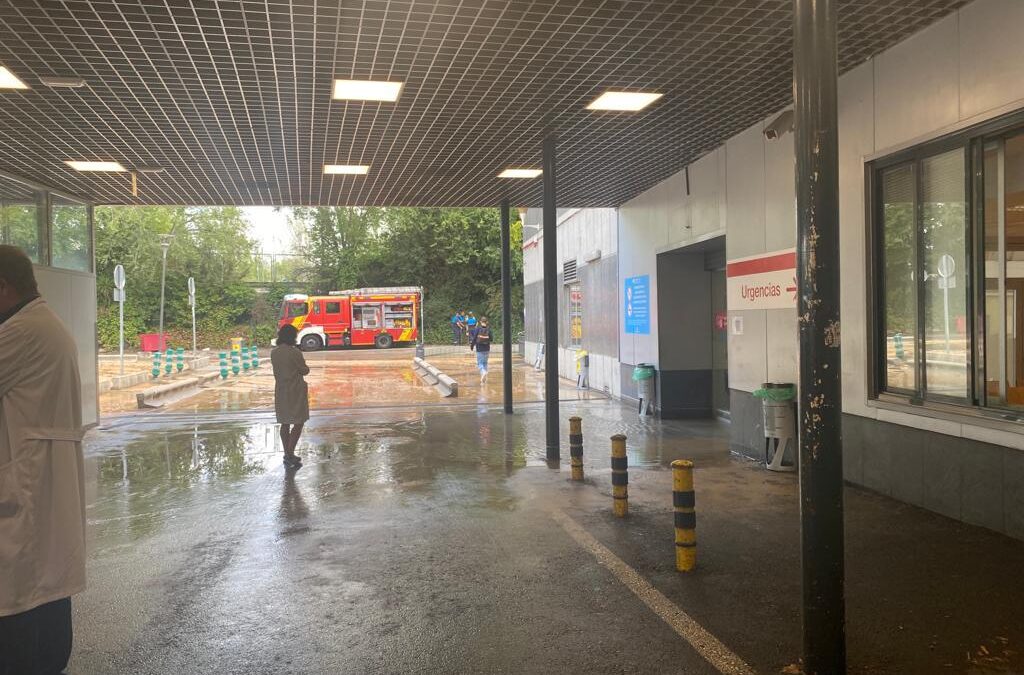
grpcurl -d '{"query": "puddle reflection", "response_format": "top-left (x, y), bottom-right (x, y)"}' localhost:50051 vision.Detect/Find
top-left (85, 407), bottom-right (537, 551)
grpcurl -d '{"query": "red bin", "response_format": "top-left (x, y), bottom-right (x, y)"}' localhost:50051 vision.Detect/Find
top-left (139, 333), bottom-right (167, 352)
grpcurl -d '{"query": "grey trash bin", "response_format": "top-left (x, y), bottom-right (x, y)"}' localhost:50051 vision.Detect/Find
top-left (754, 383), bottom-right (797, 472)
top-left (633, 364), bottom-right (656, 416)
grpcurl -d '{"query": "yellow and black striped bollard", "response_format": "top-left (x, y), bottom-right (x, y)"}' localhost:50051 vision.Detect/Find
top-left (672, 459), bottom-right (696, 572)
top-left (569, 417), bottom-right (584, 481)
top-left (611, 434), bottom-right (628, 517)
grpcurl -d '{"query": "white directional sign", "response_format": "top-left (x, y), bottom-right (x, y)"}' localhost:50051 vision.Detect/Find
top-left (937, 254), bottom-right (956, 279)
top-left (726, 248), bottom-right (797, 310)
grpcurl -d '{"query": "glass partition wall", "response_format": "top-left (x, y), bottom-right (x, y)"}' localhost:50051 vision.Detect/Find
top-left (871, 109), bottom-right (1024, 416)
top-left (0, 172), bottom-right (92, 272)
top-left (0, 174), bottom-right (46, 263)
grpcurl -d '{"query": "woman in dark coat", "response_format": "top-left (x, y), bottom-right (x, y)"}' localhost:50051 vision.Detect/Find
top-left (271, 324), bottom-right (310, 468)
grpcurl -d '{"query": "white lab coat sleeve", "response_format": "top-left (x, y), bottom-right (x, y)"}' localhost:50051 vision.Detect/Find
top-left (0, 321), bottom-right (24, 399)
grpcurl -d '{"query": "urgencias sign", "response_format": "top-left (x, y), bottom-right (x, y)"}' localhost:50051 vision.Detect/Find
top-left (726, 249), bottom-right (797, 310)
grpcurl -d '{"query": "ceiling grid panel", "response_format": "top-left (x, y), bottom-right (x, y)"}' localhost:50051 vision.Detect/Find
top-left (0, 0), bottom-right (966, 207)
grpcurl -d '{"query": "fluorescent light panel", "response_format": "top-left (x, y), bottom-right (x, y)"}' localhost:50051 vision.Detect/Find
top-left (65, 160), bottom-right (127, 172)
top-left (324, 164), bottom-right (370, 175)
top-left (0, 66), bottom-right (28, 89)
top-left (587, 91), bottom-right (663, 111)
top-left (498, 168), bottom-right (542, 179)
top-left (332, 79), bottom-right (402, 102)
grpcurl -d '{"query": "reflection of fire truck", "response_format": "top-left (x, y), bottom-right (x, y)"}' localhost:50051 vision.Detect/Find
top-left (279, 286), bottom-right (422, 351)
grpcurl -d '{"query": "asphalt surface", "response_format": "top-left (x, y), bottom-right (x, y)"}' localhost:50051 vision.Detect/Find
top-left (71, 399), bottom-right (1024, 674)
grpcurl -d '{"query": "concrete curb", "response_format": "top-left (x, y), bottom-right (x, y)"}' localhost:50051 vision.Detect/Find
top-left (101, 356), bottom-right (211, 392)
top-left (135, 370), bottom-right (222, 408)
top-left (413, 357), bottom-right (458, 398)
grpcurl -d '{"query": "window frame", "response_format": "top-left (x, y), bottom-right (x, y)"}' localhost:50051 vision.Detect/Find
top-left (0, 186), bottom-right (46, 264)
top-left (0, 169), bottom-right (91, 268)
top-left (868, 106), bottom-right (1024, 415)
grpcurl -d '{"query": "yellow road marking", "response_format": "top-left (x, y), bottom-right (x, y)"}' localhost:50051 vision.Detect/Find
top-left (550, 508), bottom-right (755, 675)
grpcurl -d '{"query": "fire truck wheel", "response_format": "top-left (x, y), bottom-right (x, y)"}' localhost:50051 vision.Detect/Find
top-left (375, 334), bottom-right (394, 349)
top-left (300, 334), bottom-right (323, 352)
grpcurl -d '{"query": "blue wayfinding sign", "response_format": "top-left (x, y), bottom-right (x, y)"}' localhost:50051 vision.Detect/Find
top-left (624, 275), bottom-right (650, 334)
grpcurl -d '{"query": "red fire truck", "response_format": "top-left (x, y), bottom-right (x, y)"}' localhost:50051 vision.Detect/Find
top-left (278, 286), bottom-right (422, 351)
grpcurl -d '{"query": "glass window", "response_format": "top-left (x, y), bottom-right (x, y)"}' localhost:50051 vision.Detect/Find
top-left (983, 133), bottom-right (1024, 408)
top-left (354, 305), bottom-right (381, 329)
top-left (881, 164), bottom-right (918, 392)
top-left (325, 301), bottom-right (341, 314)
top-left (875, 148), bottom-right (969, 401)
top-left (284, 301), bottom-right (307, 319)
top-left (0, 175), bottom-right (44, 263)
top-left (51, 194), bottom-right (91, 272)
top-left (921, 149), bottom-right (968, 399)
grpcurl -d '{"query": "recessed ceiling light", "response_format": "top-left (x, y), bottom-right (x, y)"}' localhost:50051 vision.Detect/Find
top-left (587, 91), bottom-right (663, 111)
top-left (324, 164), bottom-right (370, 175)
top-left (40, 76), bottom-right (85, 88)
top-left (0, 66), bottom-right (28, 90)
top-left (498, 168), bottom-right (542, 179)
top-left (135, 165), bottom-right (165, 173)
top-left (65, 160), bottom-right (127, 172)
top-left (332, 79), bottom-right (403, 102)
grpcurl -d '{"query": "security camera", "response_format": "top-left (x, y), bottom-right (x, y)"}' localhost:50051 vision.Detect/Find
top-left (763, 110), bottom-right (794, 140)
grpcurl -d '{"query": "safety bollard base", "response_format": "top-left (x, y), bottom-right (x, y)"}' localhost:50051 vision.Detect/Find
top-left (672, 459), bottom-right (697, 573)
top-left (675, 544), bottom-right (696, 573)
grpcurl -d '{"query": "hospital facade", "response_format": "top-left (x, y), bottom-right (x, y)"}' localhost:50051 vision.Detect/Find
top-left (523, 0), bottom-right (1024, 539)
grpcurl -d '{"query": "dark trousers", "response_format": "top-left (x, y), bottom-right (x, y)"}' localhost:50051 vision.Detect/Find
top-left (0, 597), bottom-right (73, 675)
top-left (452, 325), bottom-right (461, 345)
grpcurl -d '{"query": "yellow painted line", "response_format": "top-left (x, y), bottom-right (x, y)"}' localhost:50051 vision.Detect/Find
top-left (550, 508), bottom-right (755, 675)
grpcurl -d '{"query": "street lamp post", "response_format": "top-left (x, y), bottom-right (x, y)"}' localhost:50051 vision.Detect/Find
top-left (188, 276), bottom-right (197, 356)
top-left (157, 232), bottom-right (173, 351)
top-left (113, 264), bottom-right (126, 375)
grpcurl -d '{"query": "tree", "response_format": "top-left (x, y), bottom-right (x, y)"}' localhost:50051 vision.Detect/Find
top-left (288, 206), bottom-right (384, 291)
top-left (94, 206), bottom-right (258, 350)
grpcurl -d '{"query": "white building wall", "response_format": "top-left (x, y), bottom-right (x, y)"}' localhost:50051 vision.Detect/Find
top-left (35, 265), bottom-right (98, 427)
top-left (522, 208), bottom-right (620, 398)
top-left (618, 148), bottom-right (727, 369)
top-left (616, 0), bottom-right (1024, 447)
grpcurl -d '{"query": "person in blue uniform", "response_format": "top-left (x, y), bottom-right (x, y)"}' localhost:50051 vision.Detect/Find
top-left (466, 312), bottom-right (478, 351)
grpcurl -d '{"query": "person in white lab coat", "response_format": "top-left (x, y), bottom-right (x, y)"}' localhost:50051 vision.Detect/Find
top-left (0, 245), bottom-right (86, 675)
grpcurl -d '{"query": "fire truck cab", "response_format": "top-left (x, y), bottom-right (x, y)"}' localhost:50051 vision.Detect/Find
top-left (279, 286), bottom-right (421, 351)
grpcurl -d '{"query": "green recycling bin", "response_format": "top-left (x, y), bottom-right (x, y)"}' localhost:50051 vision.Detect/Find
top-left (753, 383), bottom-right (797, 472)
top-left (632, 364), bottom-right (656, 416)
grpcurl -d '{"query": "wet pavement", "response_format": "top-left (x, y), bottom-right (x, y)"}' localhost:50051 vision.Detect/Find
top-left (100, 351), bottom-right (599, 415)
top-left (72, 400), bottom-right (1024, 674)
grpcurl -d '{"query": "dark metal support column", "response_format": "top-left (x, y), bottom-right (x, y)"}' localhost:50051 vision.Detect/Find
top-left (793, 0), bottom-right (846, 673)
top-left (543, 135), bottom-right (560, 461)
top-left (500, 198), bottom-right (514, 415)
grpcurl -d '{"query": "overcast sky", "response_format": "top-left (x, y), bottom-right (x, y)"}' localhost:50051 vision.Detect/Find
top-left (242, 206), bottom-right (293, 255)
